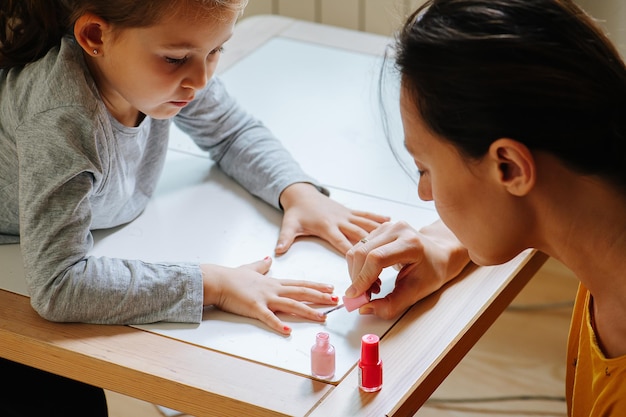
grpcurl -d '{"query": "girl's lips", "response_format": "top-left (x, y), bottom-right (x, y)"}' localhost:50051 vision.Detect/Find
top-left (170, 101), bottom-right (190, 108)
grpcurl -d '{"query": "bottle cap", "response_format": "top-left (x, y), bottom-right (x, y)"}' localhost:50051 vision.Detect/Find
top-left (360, 333), bottom-right (380, 365)
top-left (342, 293), bottom-right (370, 312)
top-left (316, 332), bottom-right (330, 345)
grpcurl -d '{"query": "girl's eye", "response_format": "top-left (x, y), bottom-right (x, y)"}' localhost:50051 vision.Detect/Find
top-left (165, 56), bottom-right (189, 65)
top-left (165, 47), bottom-right (223, 65)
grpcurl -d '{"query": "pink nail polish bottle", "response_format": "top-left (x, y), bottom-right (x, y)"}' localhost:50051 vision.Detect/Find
top-left (311, 332), bottom-right (335, 379)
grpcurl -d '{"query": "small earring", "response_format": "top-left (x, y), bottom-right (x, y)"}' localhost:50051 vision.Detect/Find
top-left (93, 49), bottom-right (98, 55)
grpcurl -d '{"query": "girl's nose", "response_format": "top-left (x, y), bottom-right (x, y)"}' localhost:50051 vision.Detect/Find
top-left (182, 60), bottom-right (212, 90)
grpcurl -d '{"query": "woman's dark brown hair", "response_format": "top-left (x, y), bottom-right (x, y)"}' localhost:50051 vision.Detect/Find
top-left (395, 0), bottom-right (626, 194)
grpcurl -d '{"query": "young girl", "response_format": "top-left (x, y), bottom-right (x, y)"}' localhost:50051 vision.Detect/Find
top-left (345, 0), bottom-right (626, 415)
top-left (0, 0), bottom-right (388, 414)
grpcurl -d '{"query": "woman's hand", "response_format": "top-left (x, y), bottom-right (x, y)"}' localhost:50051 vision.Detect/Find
top-left (276, 182), bottom-right (390, 255)
top-left (200, 256), bottom-right (338, 335)
top-left (345, 220), bottom-right (470, 319)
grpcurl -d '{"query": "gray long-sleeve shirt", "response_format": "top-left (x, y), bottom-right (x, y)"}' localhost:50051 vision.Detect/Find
top-left (0, 37), bottom-right (320, 324)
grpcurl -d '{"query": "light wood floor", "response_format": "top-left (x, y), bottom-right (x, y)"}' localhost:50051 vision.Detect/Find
top-left (105, 257), bottom-right (578, 417)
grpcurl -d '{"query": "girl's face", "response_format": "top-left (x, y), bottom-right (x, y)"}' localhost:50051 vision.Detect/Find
top-left (91, 8), bottom-right (237, 126)
top-left (399, 85), bottom-right (530, 266)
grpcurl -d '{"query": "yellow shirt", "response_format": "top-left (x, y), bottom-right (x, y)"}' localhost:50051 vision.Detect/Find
top-left (566, 284), bottom-right (626, 416)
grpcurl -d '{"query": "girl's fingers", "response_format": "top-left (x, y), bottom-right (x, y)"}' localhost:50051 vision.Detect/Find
top-left (231, 261), bottom-right (343, 333)
top-left (320, 229), bottom-right (354, 255)
top-left (239, 256), bottom-right (273, 274)
top-left (350, 210), bottom-right (391, 225)
top-left (275, 282), bottom-right (338, 305)
top-left (255, 300), bottom-right (327, 335)
top-left (276, 279), bottom-right (335, 293)
top-left (255, 308), bottom-right (293, 335)
top-left (267, 298), bottom-right (327, 322)
top-left (348, 215), bottom-right (390, 235)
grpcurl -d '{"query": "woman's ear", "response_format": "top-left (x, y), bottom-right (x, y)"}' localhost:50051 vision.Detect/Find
top-left (488, 138), bottom-right (536, 196)
top-left (73, 13), bottom-right (109, 57)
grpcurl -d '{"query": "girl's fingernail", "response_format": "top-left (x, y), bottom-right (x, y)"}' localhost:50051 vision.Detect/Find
top-left (264, 256), bottom-right (271, 262)
top-left (283, 325), bottom-right (292, 332)
top-left (331, 295), bottom-right (339, 302)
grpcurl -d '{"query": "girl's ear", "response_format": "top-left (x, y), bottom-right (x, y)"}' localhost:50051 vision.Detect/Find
top-left (73, 13), bottom-right (109, 56)
top-left (488, 138), bottom-right (536, 196)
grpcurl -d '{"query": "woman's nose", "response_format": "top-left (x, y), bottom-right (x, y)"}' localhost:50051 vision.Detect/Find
top-left (417, 178), bottom-right (433, 201)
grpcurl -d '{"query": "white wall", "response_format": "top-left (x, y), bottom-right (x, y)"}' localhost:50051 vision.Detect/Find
top-left (242, 0), bottom-right (427, 36)
top-left (576, 0), bottom-right (625, 58)
top-left (242, 0), bottom-right (625, 57)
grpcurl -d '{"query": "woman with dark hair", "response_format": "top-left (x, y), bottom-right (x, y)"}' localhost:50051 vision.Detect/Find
top-left (346, 1), bottom-right (626, 415)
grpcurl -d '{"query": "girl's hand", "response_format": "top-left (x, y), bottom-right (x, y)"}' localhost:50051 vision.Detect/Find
top-left (200, 256), bottom-right (337, 335)
top-left (276, 183), bottom-right (390, 255)
top-left (345, 220), bottom-right (470, 319)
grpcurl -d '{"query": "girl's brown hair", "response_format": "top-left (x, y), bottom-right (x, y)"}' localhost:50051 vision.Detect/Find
top-left (0, 0), bottom-right (247, 69)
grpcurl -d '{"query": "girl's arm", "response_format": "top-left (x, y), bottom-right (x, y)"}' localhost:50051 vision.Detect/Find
top-left (174, 78), bottom-right (389, 254)
top-left (17, 108), bottom-right (206, 324)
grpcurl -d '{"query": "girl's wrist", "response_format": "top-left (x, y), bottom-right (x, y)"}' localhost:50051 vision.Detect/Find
top-left (278, 182), bottom-right (319, 210)
top-left (200, 263), bottom-right (223, 306)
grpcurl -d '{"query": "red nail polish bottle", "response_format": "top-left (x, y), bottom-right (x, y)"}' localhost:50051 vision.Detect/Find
top-left (311, 332), bottom-right (335, 379)
top-left (359, 333), bottom-right (383, 392)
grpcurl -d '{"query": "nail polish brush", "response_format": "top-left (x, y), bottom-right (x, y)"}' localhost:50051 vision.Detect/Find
top-left (323, 293), bottom-right (370, 315)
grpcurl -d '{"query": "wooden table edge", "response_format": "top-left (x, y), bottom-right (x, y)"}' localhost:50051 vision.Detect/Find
top-left (0, 289), bottom-right (330, 417)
